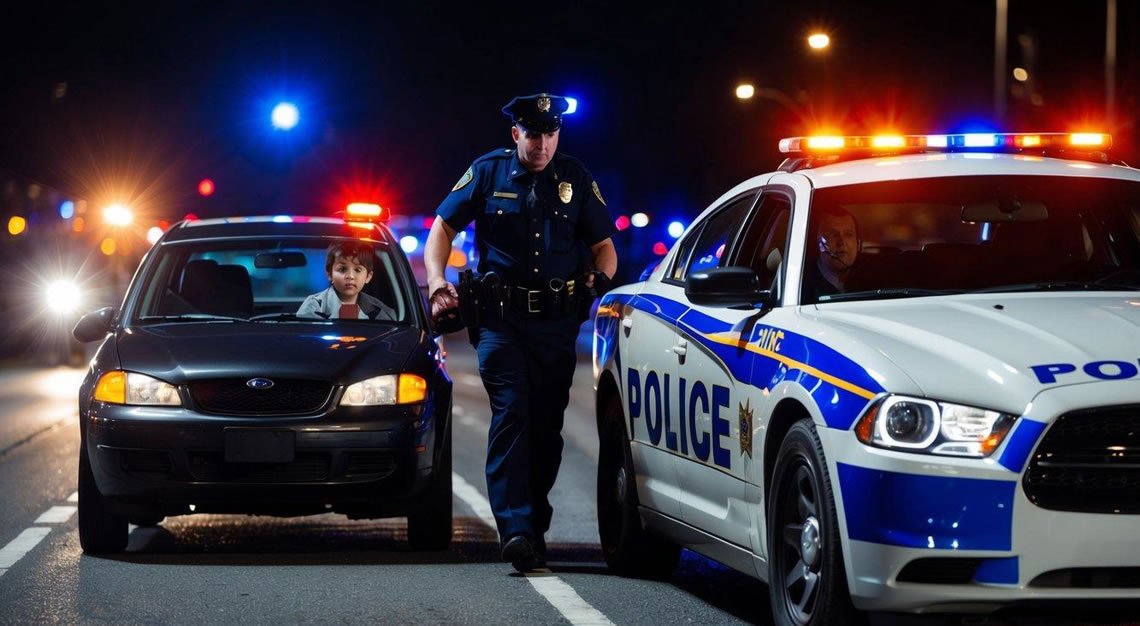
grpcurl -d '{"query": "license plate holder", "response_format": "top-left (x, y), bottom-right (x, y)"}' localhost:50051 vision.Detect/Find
top-left (224, 428), bottom-right (295, 463)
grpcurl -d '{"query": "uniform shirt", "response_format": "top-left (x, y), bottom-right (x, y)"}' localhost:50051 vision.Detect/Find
top-left (435, 149), bottom-right (616, 288)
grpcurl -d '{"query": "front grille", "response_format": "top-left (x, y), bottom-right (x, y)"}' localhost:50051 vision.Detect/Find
top-left (897, 558), bottom-right (982, 584)
top-left (187, 452), bottom-right (331, 482)
top-left (1031, 568), bottom-right (1140, 588)
top-left (1023, 405), bottom-right (1140, 514)
top-left (344, 451), bottom-right (398, 479)
top-left (189, 378), bottom-right (333, 416)
top-left (119, 450), bottom-right (173, 479)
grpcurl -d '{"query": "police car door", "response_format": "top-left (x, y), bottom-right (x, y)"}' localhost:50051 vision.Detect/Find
top-left (670, 191), bottom-right (761, 549)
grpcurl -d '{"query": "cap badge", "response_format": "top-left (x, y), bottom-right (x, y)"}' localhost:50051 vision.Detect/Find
top-left (537, 96), bottom-right (551, 113)
top-left (558, 181), bottom-right (573, 204)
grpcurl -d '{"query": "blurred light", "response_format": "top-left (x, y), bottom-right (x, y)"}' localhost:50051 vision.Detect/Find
top-left (631, 212), bottom-right (650, 228)
top-left (652, 241), bottom-right (668, 255)
top-left (272, 215), bottom-right (293, 223)
top-left (808, 33), bottom-right (830, 49)
top-left (46, 279), bottom-right (81, 315)
top-left (667, 221), bottom-right (685, 238)
top-left (807, 136), bottom-right (845, 149)
top-left (103, 204), bottom-right (132, 226)
top-left (871, 135), bottom-right (905, 148)
top-left (100, 238), bottom-right (117, 256)
top-left (735, 84), bottom-right (755, 99)
top-left (59, 200), bottom-right (75, 219)
top-left (183, 213), bottom-right (198, 221)
top-left (272, 102), bottom-right (299, 130)
top-left (926, 135), bottom-right (948, 147)
top-left (346, 202), bottom-right (383, 217)
top-left (158, 220), bottom-right (170, 230)
top-left (564, 97), bottom-right (578, 114)
top-left (963, 134), bottom-right (997, 147)
top-left (1016, 135), bottom-right (1041, 147)
top-left (146, 227), bottom-right (163, 245)
top-left (1070, 133), bottom-right (1105, 146)
top-left (73, 217), bottom-right (85, 233)
top-left (615, 215), bottom-right (631, 231)
top-left (447, 249), bottom-right (468, 268)
top-left (8, 216), bottom-right (26, 236)
top-left (715, 243), bottom-right (725, 259)
top-left (198, 179), bottom-right (215, 196)
top-left (400, 236), bottom-right (419, 253)
top-left (422, 217), bottom-right (436, 229)
top-left (1012, 67), bottom-right (1028, 82)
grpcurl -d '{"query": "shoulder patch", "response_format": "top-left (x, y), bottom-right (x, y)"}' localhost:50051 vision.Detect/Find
top-left (592, 181), bottom-right (606, 206)
top-left (452, 167), bottom-right (474, 192)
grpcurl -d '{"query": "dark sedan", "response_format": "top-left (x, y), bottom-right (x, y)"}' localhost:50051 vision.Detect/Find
top-left (72, 214), bottom-right (452, 553)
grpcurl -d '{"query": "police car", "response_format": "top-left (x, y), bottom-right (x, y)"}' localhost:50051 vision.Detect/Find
top-left (72, 205), bottom-right (453, 554)
top-left (592, 132), bottom-right (1140, 622)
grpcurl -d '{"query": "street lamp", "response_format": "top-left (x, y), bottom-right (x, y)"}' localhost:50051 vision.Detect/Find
top-left (808, 33), bottom-right (830, 50)
top-left (735, 84), bottom-right (755, 100)
top-left (271, 102), bottom-right (299, 130)
top-left (102, 204), bottom-right (133, 226)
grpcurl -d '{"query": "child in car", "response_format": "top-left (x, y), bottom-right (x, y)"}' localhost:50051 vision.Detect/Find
top-left (296, 241), bottom-right (397, 320)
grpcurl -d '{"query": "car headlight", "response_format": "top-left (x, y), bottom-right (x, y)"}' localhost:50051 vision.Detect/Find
top-left (340, 374), bottom-right (427, 406)
top-left (854, 394), bottom-right (1016, 457)
top-left (93, 371), bottom-right (181, 406)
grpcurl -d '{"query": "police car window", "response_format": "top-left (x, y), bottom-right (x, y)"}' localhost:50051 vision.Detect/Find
top-left (677, 194), bottom-right (756, 281)
top-left (131, 239), bottom-right (410, 323)
top-left (802, 176), bottom-right (1140, 304)
top-left (731, 194), bottom-right (792, 292)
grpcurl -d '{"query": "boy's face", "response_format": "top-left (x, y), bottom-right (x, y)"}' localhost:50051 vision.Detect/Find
top-left (327, 255), bottom-right (373, 300)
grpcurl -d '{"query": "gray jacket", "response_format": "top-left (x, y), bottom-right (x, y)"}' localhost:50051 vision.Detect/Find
top-left (296, 287), bottom-right (397, 321)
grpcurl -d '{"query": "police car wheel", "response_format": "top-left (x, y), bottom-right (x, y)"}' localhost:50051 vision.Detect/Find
top-left (407, 418), bottom-right (453, 551)
top-left (597, 394), bottom-right (680, 579)
top-left (767, 420), bottom-right (859, 626)
top-left (128, 515), bottom-right (165, 527)
top-left (77, 445), bottom-right (128, 554)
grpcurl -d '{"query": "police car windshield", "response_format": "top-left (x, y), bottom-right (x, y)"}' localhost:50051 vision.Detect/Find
top-left (130, 238), bottom-right (413, 324)
top-left (804, 176), bottom-right (1140, 304)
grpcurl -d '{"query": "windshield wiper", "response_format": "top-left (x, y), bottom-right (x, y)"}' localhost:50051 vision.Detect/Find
top-left (136, 314), bottom-right (246, 324)
top-left (249, 313), bottom-right (310, 322)
top-left (818, 288), bottom-right (963, 303)
top-left (972, 281), bottom-right (1140, 294)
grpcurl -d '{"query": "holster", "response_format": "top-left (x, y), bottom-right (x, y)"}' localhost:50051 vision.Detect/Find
top-left (457, 269), bottom-right (481, 347)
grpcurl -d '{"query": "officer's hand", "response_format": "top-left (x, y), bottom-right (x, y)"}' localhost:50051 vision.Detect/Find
top-left (429, 281), bottom-right (460, 318)
top-left (584, 271), bottom-right (612, 295)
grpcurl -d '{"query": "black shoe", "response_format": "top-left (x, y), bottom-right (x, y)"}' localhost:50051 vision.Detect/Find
top-left (534, 535), bottom-right (548, 567)
top-left (501, 534), bottom-right (541, 573)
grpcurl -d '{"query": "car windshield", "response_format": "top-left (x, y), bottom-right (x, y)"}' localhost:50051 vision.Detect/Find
top-left (129, 238), bottom-right (414, 324)
top-left (802, 175), bottom-right (1140, 304)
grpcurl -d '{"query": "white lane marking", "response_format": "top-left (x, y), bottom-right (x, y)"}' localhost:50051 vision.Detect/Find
top-left (451, 471), bottom-right (496, 529)
top-left (0, 527), bottom-right (52, 577)
top-left (456, 373), bottom-right (483, 388)
top-left (524, 575), bottom-right (615, 626)
top-left (34, 506), bottom-right (77, 524)
top-left (451, 472), bottom-right (614, 626)
top-left (459, 415), bottom-right (480, 429)
top-left (67, 491), bottom-right (79, 503)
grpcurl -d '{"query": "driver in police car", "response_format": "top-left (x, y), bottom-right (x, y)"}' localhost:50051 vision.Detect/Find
top-left (805, 206), bottom-right (860, 301)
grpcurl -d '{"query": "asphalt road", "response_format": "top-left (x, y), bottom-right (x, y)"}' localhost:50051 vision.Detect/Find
top-left (0, 341), bottom-right (1131, 625)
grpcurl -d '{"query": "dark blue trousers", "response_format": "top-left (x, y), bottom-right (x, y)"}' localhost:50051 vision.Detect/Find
top-left (476, 310), bottom-right (579, 542)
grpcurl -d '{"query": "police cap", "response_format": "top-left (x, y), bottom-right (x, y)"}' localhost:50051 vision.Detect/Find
top-left (501, 93), bottom-right (569, 133)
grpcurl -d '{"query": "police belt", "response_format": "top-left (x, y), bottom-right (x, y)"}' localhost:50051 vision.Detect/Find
top-left (485, 278), bottom-right (579, 319)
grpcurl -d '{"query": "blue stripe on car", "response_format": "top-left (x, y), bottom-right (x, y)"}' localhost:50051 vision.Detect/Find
top-left (997, 418), bottom-right (1048, 473)
top-left (973, 556), bottom-right (1019, 584)
top-left (837, 463), bottom-right (1016, 551)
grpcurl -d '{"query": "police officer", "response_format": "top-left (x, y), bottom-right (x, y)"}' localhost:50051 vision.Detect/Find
top-left (424, 93), bottom-right (617, 572)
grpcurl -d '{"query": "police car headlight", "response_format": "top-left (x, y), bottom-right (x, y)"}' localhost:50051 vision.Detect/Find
top-left (855, 395), bottom-right (1015, 457)
top-left (93, 371), bottom-right (181, 406)
top-left (340, 374), bottom-right (427, 406)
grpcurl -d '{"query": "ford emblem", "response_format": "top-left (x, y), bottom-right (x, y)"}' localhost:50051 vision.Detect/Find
top-left (246, 378), bottom-right (275, 390)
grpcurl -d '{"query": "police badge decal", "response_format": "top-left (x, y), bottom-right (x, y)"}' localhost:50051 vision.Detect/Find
top-left (739, 399), bottom-right (753, 458)
top-left (558, 181), bottom-right (573, 203)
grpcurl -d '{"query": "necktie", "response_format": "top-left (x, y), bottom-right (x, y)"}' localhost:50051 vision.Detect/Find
top-left (526, 175), bottom-right (538, 212)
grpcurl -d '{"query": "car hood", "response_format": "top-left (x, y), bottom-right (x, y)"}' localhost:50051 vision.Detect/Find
top-left (115, 322), bottom-right (423, 384)
top-left (808, 293), bottom-right (1140, 414)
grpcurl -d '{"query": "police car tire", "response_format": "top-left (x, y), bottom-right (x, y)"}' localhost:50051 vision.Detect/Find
top-left (766, 420), bottom-right (860, 626)
top-left (597, 394), bottom-right (680, 579)
top-left (407, 419), bottom-right (453, 551)
top-left (77, 445), bottom-right (128, 554)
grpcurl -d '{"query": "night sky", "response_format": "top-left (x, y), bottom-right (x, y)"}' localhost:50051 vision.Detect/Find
top-left (2, 1), bottom-right (1137, 232)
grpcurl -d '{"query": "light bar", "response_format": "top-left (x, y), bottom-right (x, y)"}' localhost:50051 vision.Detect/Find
top-left (345, 203), bottom-right (390, 222)
top-left (778, 132), bottom-right (1112, 155)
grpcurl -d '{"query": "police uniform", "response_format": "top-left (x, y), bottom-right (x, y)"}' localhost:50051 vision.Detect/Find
top-left (434, 93), bottom-right (615, 568)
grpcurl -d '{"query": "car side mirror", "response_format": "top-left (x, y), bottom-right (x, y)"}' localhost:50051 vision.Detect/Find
top-left (685, 267), bottom-right (773, 309)
top-left (73, 307), bottom-right (116, 343)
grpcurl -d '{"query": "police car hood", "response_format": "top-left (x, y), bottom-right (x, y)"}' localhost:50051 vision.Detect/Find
top-left (809, 292), bottom-right (1140, 414)
top-left (115, 323), bottom-right (422, 383)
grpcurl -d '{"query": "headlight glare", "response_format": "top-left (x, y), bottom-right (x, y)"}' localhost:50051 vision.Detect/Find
top-left (875, 397), bottom-right (939, 448)
top-left (856, 394), bottom-right (1015, 457)
top-left (94, 371), bottom-right (180, 406)
top-left (340, 374), bottom-right (427, 406)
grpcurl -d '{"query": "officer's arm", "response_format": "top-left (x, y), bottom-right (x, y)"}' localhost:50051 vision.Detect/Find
top-left (424, 217), bottom-right (458, 295)
top-left (589, 238), bottom-right (617, 280)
